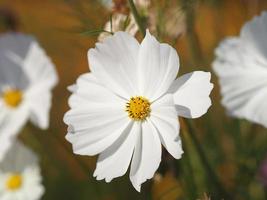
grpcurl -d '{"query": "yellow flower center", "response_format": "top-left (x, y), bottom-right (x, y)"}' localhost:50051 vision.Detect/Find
top-left (3, 89), bottom-right (23, 108)
top-left (6, 174), bottom-right (23, 191)
top-left (126, 96), bottom-right (151, 121)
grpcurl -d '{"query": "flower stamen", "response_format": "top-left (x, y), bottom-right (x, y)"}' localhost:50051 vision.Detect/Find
top-left (126, 96), bottom-right (151, 121)
top-left (3, 89), bottom-right (23, 108)
top-left (6, 174), bottom-right (23, 191)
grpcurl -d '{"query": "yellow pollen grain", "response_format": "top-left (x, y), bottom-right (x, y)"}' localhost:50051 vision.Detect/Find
top-left (126, 96), bottom-right (151, 121)
top-left (6, 174), bottom-right (23, 191)
top-left (3, 89), bottom-right (23, 108)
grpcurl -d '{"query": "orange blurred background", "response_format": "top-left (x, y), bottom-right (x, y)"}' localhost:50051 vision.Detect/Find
top-left (1, 0), bottom-right (267, 199)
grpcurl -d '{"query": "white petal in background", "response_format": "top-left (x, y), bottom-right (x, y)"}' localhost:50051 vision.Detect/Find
top-left (24, 88), bottom-right (53, 129)
top-left (0, 32), bottom-right (58, 161)
top-left (241, 12), bottom-right (267, 64)
top-left (5, 37), bottom-right (58, 129)
top-left (0, 103), bottom-right (29, 161)
top-left (23, 42), bottom-right (58, 89)
top-left (0, 140), bottom-right (38, 172)
top-left (0, 141), bottom-right (44, 200)
top-left (213, 42), bottom-right (267, 127)
top-left (213, 11), bottom-right (267, 127)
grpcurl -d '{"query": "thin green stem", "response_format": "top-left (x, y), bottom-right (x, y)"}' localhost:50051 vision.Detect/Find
top-left (184, 119), bottom-right (232, 199)
top-left (180, 0), bottom-right (205, 66)
top-left (26, 123), bottom-right (93, 175)
top-left (264, 188), bottom-right (267, 200)
top-left (180, 130), bottom-right (198, 199)
top-left (25, 124), bottom-right (103, 199)
top-left (53, 131), bottom-right (94, 173)
top-left (128, 0), bottom-right (146, 37)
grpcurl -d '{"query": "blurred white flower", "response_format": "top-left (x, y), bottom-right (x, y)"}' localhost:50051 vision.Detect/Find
top-left (134, 0), bottom-right (150, 11)
top-left (100, 0), bottom-right (150, 12)
top-left (64, 30), bottom-right (213, 191)
top-left (100, 0), bottom-right (113, 9)
top-left (98, 0), bottom-right (151, 41)
top-left (213, 12), bottom-right (267, 127)
top-left (164, 6), bottom-right (186, 38)
top-left (98, 13), bottom-right (138, 42)
top-left (0, 140), bottom-right (44, 200)
top-left (0, 33), bottom-right (58, 161)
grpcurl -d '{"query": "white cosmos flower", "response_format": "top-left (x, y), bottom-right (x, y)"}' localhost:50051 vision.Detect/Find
top-left (0, 140), bottom-right (44, 200)
top-left (99, 0), bottom-right (150, 12)
top-left (213, 12), bottom-right (267, 127)
top-left (0, 33), bottom-right (58, 161)
top-left (64, 30), bottom-right (213, 191)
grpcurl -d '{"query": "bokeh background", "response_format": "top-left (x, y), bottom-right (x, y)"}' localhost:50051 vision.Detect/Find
top-left (1, 0), bottom-right (267, 199)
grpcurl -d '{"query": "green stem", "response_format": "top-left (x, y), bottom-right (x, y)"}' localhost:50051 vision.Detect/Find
top-left (26, 124), bottom-right (103, 199)
top-left (128, 0), bottom-right (146, 37)
top-left (180, 0), bottom-right (205, 65)
top-left (184, 119), bottom-right (232, 199)
top-left (180, 130), bottom-right (198, 199)
top-left (53, 131), bottom-right (94, 173)
top-left (26, 123), bottom-right (93, 175)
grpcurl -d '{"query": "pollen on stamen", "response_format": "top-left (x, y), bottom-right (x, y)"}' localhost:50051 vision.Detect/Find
top-left (6, 174), bottom-right (23, 191)
top-left (2, 89), bottom-right (23, 108)
top-left (125, 96), bottom-right (151, 121)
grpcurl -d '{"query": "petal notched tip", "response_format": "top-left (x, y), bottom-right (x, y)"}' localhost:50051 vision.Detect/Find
top-left (67, 84), bottom-right (77, 93)
top-left (130, 178), bottom-right (141, 192)
top-left (93, 170), bottom-right (114, 183)
top-left (145, 29), bottom-right (151, 36)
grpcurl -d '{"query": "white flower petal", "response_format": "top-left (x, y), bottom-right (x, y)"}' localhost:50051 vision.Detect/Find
top-left (241, 12), bottom-right (267, 64)
top-left (224, 87), bottom-right (267, 127)
top-left (22, 167), bottom-right (45, 200)
top-left (150, 94), bottom-right (183, 159)
top-left (67, 84), bottom-right (77, 93)
top-left (0, 54), bottom-right (29, 91)
top-left (66, 117), bottom-right (130, 156)
top-left (0, 33), bottom-right (58, 90)
top-left (170, 71), bottom-right (213, 118)
top-left (65, 107), bottom-right (129, 156)
top-left (137, 30), bottom-right (179, 100)
top-left (213, 56), bottom-right (267, 127)
top-left (93, 121), bottom-right (138, 182)
top-left (0, 105), bottom-right (29, 162)
top-left (25, 88), bottom-right (52, 129)
top-left (64, 73), bottom-right (131, 156)
top-left (0, 33), bottom-right (32, 58)
top-left (23, 42), bottom-right (58, 89)
top-left (214, 37), bottom-right (267, 72)
top-left (0, 140), bottom-right (38, 172)
top-left (0, 32), bottom-right (58, 142)
top-left (67, 73), bottom-right (125, 109)
top-left (130, 120), bottom-right (161, 192)
top-left (213, 12), bottom-right (267, 128)
top-left (88, 31), bottom-right (140, 99)
top-left (64, 73), bottom-right (127, 131)
top-left (0, 141), bottom-right (44, 200)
